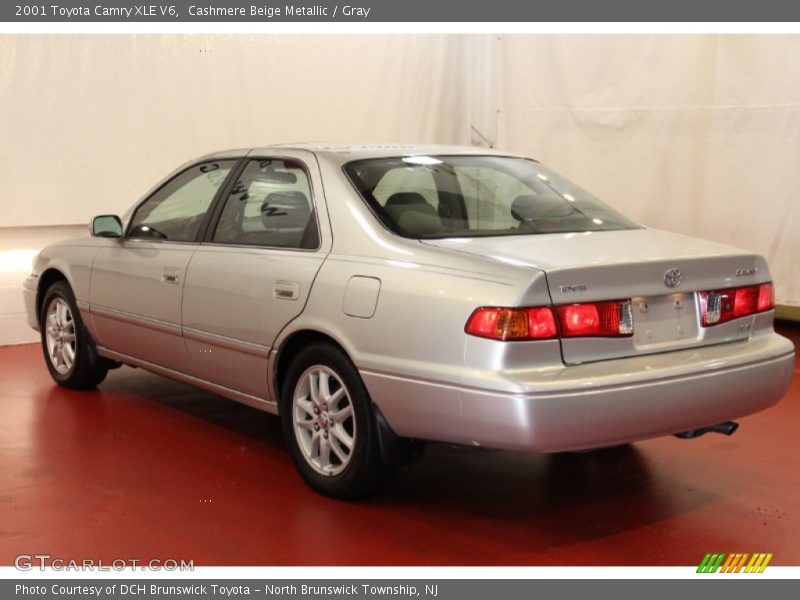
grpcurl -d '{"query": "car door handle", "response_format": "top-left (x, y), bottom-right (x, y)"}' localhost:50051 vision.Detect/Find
top-left (161, 268), bottom-right (180, 285)
top-left (275, 281), bottom-right (300, 300)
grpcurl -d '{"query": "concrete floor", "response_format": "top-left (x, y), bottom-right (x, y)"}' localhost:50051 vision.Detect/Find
top-left (1, 325), bottom-right (798, 566)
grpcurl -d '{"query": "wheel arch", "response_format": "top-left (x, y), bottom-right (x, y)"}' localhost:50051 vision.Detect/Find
top-left (271, 326), bottom-right (424, 468)
top-left (36, 268), bottom-right (70, 324)
top-left (272, 328), bottom-right (353, 403)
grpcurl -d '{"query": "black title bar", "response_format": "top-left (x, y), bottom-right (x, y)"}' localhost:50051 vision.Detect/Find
top-left (5, 0), bottom-right (800, 22)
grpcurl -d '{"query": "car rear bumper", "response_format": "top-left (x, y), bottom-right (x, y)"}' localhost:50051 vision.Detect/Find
top-left (362, 332), bottom-right (795, 452)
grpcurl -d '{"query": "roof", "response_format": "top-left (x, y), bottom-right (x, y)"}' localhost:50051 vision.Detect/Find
top-left (193, 143), bottom-right (531, 167)
top-left (255, 143), bottom-right (527, 162)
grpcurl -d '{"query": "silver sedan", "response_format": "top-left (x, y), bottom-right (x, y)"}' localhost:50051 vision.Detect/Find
top-left (23, 144), bottom-right (795, 498)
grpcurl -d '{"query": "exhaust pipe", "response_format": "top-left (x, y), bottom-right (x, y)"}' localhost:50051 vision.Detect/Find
top-left (675, 421), bottom-right (739, 440)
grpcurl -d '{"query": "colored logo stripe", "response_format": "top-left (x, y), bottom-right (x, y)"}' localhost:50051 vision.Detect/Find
top-left (747, 553), bottom-right (773, 573)
top-left (698, 552), bottom-right (772, 573)
top-left (697, 553), bottom-right (725, 573)
top-left (721, 553), bottom-right (747, 573)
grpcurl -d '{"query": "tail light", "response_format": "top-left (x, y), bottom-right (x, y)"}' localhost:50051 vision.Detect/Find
top-left (699, 282), bottom-right (774, 326)
top-left (465, 307), bottom-right (558, 341)
top-left (757, 282), bottom-right (775, 312)
top-left (557, 300), bottom-right (633, 338)
top-left (465, 299), bottom-right (633, 341)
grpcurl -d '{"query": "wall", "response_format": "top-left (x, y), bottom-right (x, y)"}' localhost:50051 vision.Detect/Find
top-left (0, 34), bottom-right (472, 227)
top-left (497, 35), bottom-right (800, 306)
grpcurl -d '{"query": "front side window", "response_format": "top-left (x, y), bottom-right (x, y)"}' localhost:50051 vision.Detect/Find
top-left (128, 160), bottom-right (236, 242)
top-left (344, 155), bottom-right (639, 239)
top-left (212, 158), bottom-right (319, 249)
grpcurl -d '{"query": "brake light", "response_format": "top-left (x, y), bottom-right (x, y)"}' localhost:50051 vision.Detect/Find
top-left (465, 307), bottom-right (557, 340)
top-left (733, 285), bottom-right (758, 317)
top-left (528, 307), bottom-right (559, 339)
top-left (465, 299), bottom-right (633, 341)
top-left (557, 300), bottom-right (633, 338)
top-left (699, 282), bottom-right (774, 326)
top-left (757, 282), bottom-right (775, 312)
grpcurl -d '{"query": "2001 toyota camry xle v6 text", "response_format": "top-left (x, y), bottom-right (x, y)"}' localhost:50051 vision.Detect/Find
top-left (24, 144), bottom-right (795, 498)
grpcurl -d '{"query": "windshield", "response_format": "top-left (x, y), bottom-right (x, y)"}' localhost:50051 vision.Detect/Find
top-left (344, 155), bottom-right (639, 239)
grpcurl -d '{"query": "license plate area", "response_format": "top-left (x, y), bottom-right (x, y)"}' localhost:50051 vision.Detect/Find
top-left (631, 292), bottom-right (700, 350)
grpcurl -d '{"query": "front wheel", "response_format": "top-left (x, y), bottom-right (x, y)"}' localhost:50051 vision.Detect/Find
top-left (40, 281), bottom-right (108, 389)
top-left (280, 343), bottom-right (395, 499)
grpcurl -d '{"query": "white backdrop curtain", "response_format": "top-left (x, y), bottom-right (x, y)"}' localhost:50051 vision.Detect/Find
top-left (0, 34), bottom-right (472, 228)
top-left (496, 35), bottom-right (800, 307)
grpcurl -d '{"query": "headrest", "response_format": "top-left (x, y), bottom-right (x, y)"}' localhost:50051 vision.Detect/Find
top-left (383, 192), bottom-right (441, 236)
top-left (397, 210), bottom-right (442, 236)
top-left (510, 194), bottom-right (537, 222)
top-left (261, 191), bottom-right (310, 228)
top-left (384, 192), bottom-right (429, 208)
top-left (510, 193), bottom-right (572, 222)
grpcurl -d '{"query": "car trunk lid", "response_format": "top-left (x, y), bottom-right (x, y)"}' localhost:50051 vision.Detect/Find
top-left (422, 228), bottom-right (771, 364)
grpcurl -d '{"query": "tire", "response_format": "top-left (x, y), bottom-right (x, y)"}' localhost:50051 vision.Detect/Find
top-left (280, 343), bottom-right (395, 499)
top-left (40, 280), bottom-right (108, 389)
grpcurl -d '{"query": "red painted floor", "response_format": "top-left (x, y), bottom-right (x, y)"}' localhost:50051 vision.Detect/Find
top-left (1, 326), bottom-right (798, 566)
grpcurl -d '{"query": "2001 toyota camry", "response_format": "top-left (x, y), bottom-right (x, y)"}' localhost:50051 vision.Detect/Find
top-left (24, 144), bottom-right (795, 498)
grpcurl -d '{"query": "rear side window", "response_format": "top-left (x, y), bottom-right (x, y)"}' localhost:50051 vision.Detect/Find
top-left (212, 159), bottom-right (319, 249)
top-left (128, 160), bottom-right (236, 242)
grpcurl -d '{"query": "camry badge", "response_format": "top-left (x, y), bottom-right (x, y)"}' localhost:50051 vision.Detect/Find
top-left (664, 268), bottom-right (684, 288)
top-left (559, 284), bottom-right (587, 293)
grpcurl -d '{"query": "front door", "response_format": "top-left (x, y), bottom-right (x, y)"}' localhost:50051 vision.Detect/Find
top-left (181, 153), bottom-right (329, 400)
top-left (89, 159), bottom-right (238, 373)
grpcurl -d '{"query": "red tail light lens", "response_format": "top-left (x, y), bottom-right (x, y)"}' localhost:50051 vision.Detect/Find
top-left (557, 300), bottom-right (633, 338)
top-left (757, 282), bottom-right (775, 312)
top-left (466, 300), bottom-right (633, 341)
top-left (733, 285), bottom-right (758, 317)
top-left (465, 307), bottom-right (557, 341)
top-left (700, 282), bottom-right (775, 326)
top-left (527, 307), bottom-right (559, 339)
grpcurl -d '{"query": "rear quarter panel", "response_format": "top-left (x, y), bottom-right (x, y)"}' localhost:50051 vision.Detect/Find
top-left (277, 250), bottom-right (560, 439)
top-left (272, 155), bottom-right (565, 434)
top-left (285, 154), bottom-right (560, 384)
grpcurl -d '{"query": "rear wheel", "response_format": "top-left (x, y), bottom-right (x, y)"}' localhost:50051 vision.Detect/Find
top-left (40, 281), bottom-right (108, 389)
top-left (280, 343), bottom-right (395, 499)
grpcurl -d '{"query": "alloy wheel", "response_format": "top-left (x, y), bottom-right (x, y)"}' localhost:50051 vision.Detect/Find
top-left (292, 365), bottom-right (357, 476)
top-left (45, 297), bottom-right (77, 375)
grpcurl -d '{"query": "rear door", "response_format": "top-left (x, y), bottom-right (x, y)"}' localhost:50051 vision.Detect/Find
top-left (90, 159), bottom-right (238, 373)
top-left (181, 151), bottom-right (330, 399)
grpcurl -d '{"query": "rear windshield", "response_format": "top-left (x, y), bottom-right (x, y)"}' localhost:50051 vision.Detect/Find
top-left (344, 155), bottom-right (639, 239)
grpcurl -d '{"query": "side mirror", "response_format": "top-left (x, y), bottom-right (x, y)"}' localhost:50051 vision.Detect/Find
top-left (91, 215), bottom-right (123, 238)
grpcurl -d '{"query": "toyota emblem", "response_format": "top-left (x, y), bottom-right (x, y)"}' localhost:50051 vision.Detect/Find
top-left (664, 268), bottom-right (684, 288)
